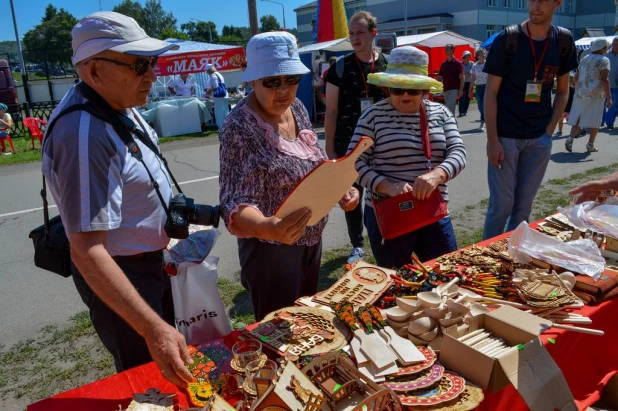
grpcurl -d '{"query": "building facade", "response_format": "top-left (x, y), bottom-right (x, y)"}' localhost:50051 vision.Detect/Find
top-left (294, 0), bottom-right (617, 46)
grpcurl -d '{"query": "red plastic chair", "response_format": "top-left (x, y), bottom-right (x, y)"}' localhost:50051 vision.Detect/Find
top-left (0, 130), bottom-right (14, 153)
top-left (23, 117), bottom-right (48, 149)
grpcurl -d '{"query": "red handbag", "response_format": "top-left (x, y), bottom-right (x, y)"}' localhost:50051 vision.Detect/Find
top-left (371, 102), bottom-right (448, 240)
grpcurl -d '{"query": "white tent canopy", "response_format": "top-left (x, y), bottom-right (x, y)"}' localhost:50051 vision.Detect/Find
top-left (575, 36), bottom-right (617, 50)
top-left (298, 38), bottom-right (353, 54)
top-left (397, 31), bottom-right (480, 48)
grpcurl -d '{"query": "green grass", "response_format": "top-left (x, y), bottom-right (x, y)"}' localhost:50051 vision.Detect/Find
top-left (0, 131), bottom-right (218, 167)
top-left (0, 136), bottom-right (42, 166)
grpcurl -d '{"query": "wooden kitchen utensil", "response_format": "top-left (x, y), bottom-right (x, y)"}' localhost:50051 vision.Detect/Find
top-left (275, 136), bottom-right (373, 226)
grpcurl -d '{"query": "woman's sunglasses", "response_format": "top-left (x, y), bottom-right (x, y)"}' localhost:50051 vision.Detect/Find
top-left (86, 56), bottom-right (158, 76)
top-left (389, 88), bottom-right (423, 96)
top-left (261, 75), bottom-right (303, 89)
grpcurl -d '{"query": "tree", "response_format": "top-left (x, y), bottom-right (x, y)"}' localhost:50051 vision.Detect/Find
top-left (112, 0), bottom-right (145, 27)
top-left (141, 0), bottom-right (177, 39)
top-left (22, 4), bottom-right (78, 65)
top-left (219, 35), bottom-right (245, 46)
top-left (260, 14), bottom-right (281, 33)
top-left (221, 25), bottom-right (242, 38)
top-left (180, 21), bottom-right (219, 43)
top-left (158, 27), bottom-right (189, 40)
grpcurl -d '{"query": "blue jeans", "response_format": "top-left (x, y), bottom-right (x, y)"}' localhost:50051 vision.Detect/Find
top-left (365, 205), bottom-right (458, 268)
top-left (476, 84), bottom-right (486, 123)
top-left (483, 133), bottom-right (552, 240)
top-left (603, 88), bottom-right (618, 126)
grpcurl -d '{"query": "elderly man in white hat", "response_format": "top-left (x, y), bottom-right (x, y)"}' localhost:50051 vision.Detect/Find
top-left (566, 38), bottom-right (613, 153)
top-left (41, 12), bottom-right (195, 387)
top-left (346, 46), bottom-right (467, 268)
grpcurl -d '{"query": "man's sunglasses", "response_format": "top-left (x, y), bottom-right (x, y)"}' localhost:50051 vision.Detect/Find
top-left (261, 75), bottom-right (303, 89)
top-left (86, 56), bottom-right (158, 76)
top-left (389, 88), bottom-right (423, 96)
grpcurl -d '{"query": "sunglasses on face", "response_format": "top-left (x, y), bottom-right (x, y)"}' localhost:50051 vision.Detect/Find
top-left (87, 56), bottom-right (158, 76)
top-left (389, 88), bottom-right (423, 96)
top-left (261, 75), bottom-right (303, 89)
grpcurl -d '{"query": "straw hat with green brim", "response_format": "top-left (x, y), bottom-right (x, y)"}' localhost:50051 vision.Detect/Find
top-left (367, 46), bottom-right (443, 94)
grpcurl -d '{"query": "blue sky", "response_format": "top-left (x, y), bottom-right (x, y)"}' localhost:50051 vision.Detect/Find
top-left (5, 0), bottom-right (311, 42)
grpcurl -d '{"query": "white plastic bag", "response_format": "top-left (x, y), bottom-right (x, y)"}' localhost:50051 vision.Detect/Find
top-left (508, 222), bottom-right (605, 280)
top-left (170, 256), bottom-right (232, 345)
top-left (558, 198), bottom-right (618, 238)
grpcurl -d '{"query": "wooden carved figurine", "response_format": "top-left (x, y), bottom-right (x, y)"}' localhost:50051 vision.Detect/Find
top-left (287, 375), bottom-right (312, 405)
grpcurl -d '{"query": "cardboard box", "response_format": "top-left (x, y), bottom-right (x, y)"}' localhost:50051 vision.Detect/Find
top-left (440, 306), bottom-right (576, 411)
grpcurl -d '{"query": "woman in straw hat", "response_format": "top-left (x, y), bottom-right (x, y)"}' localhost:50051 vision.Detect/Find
top-left (219, 31), bottom-right (359, 321)
top-left (347, 46), bottom-right (467, 268)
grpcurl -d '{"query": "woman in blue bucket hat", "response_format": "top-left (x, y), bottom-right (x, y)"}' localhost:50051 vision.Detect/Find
top-left (218, 31), bottom-right (360, 320)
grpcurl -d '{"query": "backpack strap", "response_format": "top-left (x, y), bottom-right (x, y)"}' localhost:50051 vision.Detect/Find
top-left (504, 24), bottom-right (520, 74)
top-left (556, 26), bottom-right (574, 70)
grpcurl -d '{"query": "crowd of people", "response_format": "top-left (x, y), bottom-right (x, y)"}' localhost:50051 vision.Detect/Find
top-left (41, 0), bottom-right (613, 390)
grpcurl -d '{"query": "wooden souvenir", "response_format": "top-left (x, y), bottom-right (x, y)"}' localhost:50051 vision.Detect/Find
top-left (394, 346), bottom-right (437, 376)
top-left (251, 359), bottom-right (325, 411)
top-left (313, 262), bottom-right (395, 309)
top-left (382, 364), bottom-right (445, 392)
top-left (275, 136), bottom-right (373, 226)
top-left (301, 352), bottom-right (404, 411)
top-left (125, 388), bottom-right (175, 411)
top-left (184, 393), bottom-right (236, 411)
top-left (403, 384), bottom-right (484, 411)
top-left (397, 372), bottom-right (466, 406)
top-left (246, 306), bottom-right (351, 357)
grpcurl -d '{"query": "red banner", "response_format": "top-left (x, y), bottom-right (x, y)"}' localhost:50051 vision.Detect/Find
top-left (154, 47), bottom-right (246, 75)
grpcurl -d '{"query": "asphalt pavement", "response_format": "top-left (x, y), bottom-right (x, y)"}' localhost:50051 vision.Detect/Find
top-left (1, 104), bottom-right (618, 348)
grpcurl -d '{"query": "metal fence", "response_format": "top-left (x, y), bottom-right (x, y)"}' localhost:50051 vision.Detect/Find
top-left (6, 48), bottom-right (75, 138)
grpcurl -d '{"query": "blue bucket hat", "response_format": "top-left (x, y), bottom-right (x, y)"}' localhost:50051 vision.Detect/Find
top-left (0, 103), bottom-right (7, 111)
top-left (241, 31), bottom-right (309, 82)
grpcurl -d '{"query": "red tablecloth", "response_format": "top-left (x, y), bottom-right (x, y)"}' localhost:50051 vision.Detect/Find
top-left (28, 227), bottom-right (618, 411)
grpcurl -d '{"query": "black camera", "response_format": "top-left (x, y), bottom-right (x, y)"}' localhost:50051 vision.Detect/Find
top-left (164, 194), bottom-right (220, 239)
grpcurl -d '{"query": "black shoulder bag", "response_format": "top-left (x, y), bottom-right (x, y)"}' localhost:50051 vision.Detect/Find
top-left (29, 83), bottom-right (182, 277)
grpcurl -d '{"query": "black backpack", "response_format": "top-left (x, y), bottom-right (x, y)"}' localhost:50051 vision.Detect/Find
top-left (504, 24), bottom-right (573, 74)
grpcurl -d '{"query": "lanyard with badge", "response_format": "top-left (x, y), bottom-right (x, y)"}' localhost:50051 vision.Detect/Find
top-left (525, 21), bottom-right (551, 103)
top-left (356, 51), bottom-right (376, 112)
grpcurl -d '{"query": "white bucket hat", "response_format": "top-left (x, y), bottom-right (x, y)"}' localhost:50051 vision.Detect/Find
top-left (367, 46), bottom-right (443, 93)
top-left (71, 11), bottom-right (179, 64)
top-left (590, 38), bottom-right (610, 53)
top-left (241, 31), bottom-right (309, 82)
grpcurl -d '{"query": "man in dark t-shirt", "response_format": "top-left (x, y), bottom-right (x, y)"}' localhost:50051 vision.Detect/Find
top-left (482, 0), bottom-right (577, 240)
top-left (325, 11), bottom-right (387, 264)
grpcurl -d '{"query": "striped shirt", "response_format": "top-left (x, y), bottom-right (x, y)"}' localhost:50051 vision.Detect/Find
top-left (348, 99), bottom-right (466, 207)
top-left (42, 84), bottom-right (173, 256)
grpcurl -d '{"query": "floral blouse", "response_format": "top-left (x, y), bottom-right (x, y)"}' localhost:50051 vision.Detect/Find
top-left (219, 98), bottom-right (327, 246)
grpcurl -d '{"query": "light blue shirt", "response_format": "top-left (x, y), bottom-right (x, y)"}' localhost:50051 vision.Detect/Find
top-left (606, 50), bottom-right (618, 89)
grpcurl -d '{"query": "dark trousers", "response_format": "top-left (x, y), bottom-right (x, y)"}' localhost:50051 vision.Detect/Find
top-left (238, 238), bottom-right (322, 321)
top-left (459, 82), bottom-right (471, 115)
top-left (364, 205), bottom-right (458, 268)
top-left (335, 143), bottom-right (365, 249)
top-left (71, 251), bottom-right (174, 373)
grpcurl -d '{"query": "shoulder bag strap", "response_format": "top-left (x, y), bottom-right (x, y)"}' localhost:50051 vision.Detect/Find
top-left (419, 100), bottom-right (432, 172)
top-left (41, 103), bottom-right (89, 236)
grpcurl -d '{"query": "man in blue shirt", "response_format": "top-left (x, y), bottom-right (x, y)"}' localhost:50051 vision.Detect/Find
top-left (482, 0), bottom-right (578, 240)
top-left (602, 37), bottom-right (618, 130)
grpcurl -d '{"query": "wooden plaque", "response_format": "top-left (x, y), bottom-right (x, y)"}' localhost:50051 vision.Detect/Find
top-left (274, 136), bottom-right (374, 226)
top-left (312, 262), bottom-right (395, 308)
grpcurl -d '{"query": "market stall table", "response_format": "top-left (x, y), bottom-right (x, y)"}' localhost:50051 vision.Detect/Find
top-left (27, 222), bottom-right (618, 411)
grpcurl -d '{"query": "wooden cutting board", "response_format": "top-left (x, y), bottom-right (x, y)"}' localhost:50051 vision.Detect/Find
top-left (275, 136), bottom-right (374, 226)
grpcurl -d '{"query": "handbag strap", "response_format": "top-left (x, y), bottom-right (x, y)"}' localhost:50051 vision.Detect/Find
top-left (419, 100), bottom-right (432, 171)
